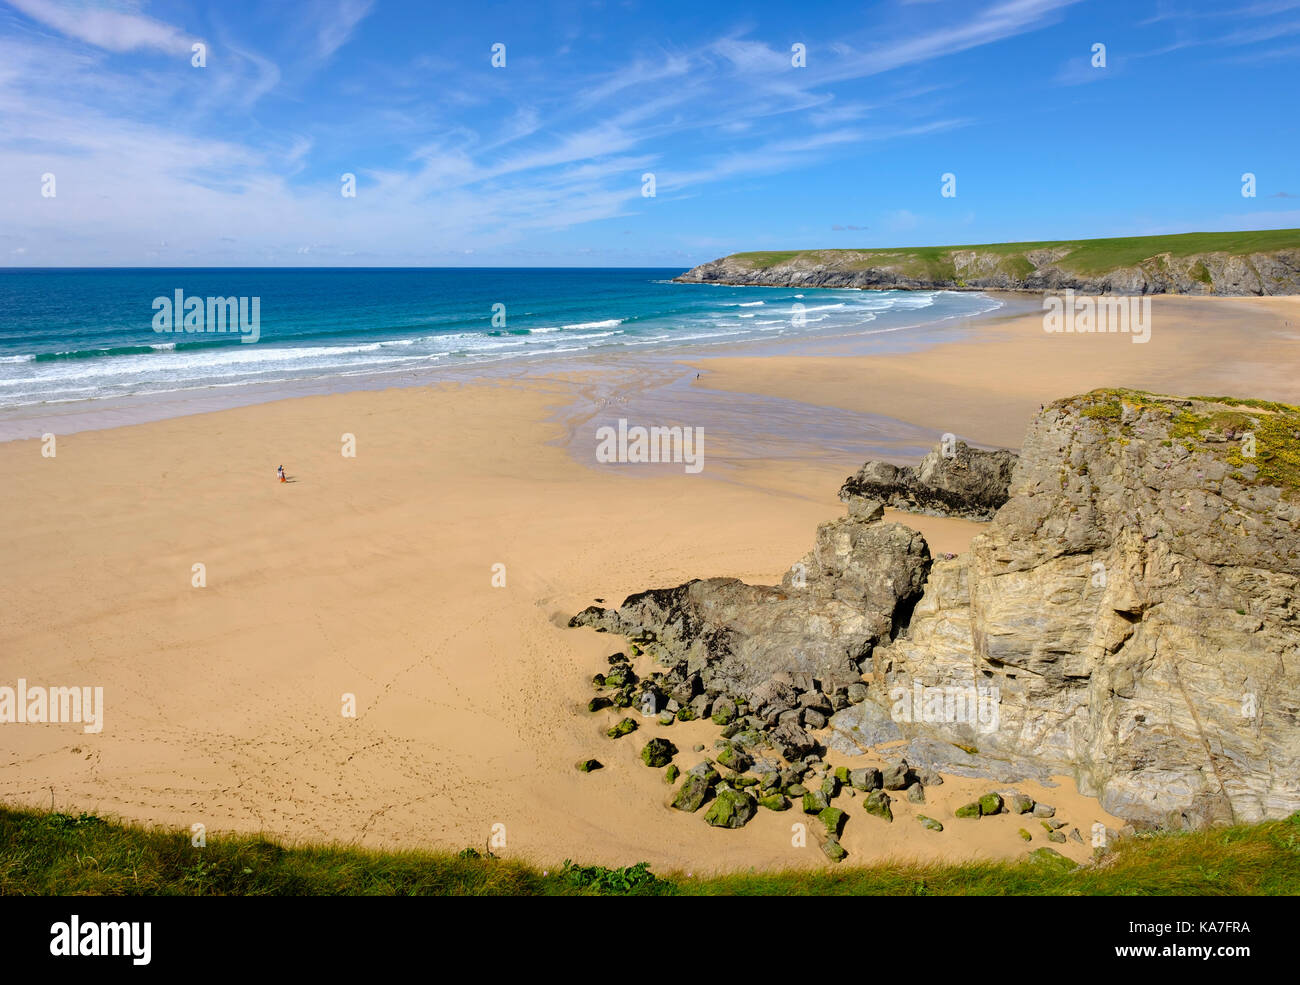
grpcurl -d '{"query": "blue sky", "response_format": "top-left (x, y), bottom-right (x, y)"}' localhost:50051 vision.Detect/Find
top-left (1, 0), bottom-right (1297, 266)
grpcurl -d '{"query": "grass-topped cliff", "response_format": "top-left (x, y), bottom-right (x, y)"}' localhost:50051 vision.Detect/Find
top-left (2, 805), bottom-right (1297, 895)
top-left (675, 229), bottom-right (1300, 296)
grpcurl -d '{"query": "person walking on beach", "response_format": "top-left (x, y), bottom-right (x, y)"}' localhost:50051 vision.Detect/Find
top-left (277, 464), bottom-right (285, 483)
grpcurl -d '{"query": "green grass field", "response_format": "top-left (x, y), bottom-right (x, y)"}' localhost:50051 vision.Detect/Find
top-left (3, 805), bottom-right (1297, 896)
top-left (731, 229), bottom-right (1300, 279)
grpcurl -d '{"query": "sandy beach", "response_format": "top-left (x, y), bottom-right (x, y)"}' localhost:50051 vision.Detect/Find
top-left (2, 294), bottom-right (1296, 872)
top-left (698, 294), bottom-right (1300, 448)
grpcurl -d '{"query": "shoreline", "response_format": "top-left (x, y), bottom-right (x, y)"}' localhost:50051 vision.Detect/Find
top-left (0, 288), bottom-right (1024, 444)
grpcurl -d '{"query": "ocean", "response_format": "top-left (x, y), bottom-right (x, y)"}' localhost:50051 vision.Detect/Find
top-left (0, 268), bottom-right (1003, 433)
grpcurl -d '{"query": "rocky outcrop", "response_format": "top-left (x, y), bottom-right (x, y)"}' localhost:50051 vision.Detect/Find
top-left (571, 517), bottom-right (930, 702)
top-left (675, 239), bottom-right (1300, 296)
top-left (840, 441), bottom-right (1017, 520)
top-left (571, 389), bottom-right (1300, 832)
top-left (870, 390), bottom-right (1300, 830)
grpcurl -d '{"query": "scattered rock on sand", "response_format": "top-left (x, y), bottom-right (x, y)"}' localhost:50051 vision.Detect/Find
top-left (819, 807), bottom-right (847, 838)
top-left (672, 774), bottom-right (715, 813)
top-left (822, 837), bottom-right (848, 862)
top-left (883, 760), bottom-right (914, 791)
top-left (640, 737), bottom-right (678, 768)
top-left (802, 790), bottom-right (830, 814)
top-left (717, 744), bottom-right (752, 773)
top-left (864, 790), bottom-right (893, 822)
top-left (606, 717), bottom-right (638, 739)
top-left (576, 759), bottom-right (603, 773)
top-left (703, 787), bottom-right (757, 828)
top-left (849, 767), bottom-right (883, 792)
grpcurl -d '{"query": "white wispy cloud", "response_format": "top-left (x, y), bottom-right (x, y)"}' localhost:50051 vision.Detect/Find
top-left (6, 0), bottom-right (194, 53)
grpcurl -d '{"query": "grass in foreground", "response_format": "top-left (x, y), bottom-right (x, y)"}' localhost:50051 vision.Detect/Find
top-left (2, 806), bottom-right (1298, 896)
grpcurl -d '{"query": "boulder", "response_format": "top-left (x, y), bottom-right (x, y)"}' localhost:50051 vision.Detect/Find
top-left (864, 790), bottom-right (893, 822)
top-left (802, 790), bottom-right (830, 814)
top-left (821, 837), bottom-right (848, 862)
top-left (883, 761), bottom-right (915, 791)
top-left (606, 718), bottom-right (637, 739)
top-left (704, 787), bottom-right (757, 828)
top-left (849, 768), bottom-right (883, 792)
top-left (640, 738), bottom-right (678, 768)
top-left (819, 807), bottom-right (847, 838)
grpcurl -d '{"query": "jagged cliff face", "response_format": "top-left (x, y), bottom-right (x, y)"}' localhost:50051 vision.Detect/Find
top-left (874, 392), bottom-right (1300, 829)
top-left (676, 248), bottom-right (1300, 296)
top-left (570, 391), bottom-right (1300, 831)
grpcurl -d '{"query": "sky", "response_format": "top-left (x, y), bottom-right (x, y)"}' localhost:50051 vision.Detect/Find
top-left (0, 0), bottom-right (1297, 267)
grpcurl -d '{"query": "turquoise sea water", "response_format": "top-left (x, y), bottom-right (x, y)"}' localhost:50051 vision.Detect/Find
top-left (0, 268), bottom-right (1001, 415)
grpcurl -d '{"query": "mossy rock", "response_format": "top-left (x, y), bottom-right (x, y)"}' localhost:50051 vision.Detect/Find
top-left (606, 717), bottom-right (638, 739)
top-left (731, 728), bottom-right (765, 749)
top-left (675, 707), bottom-right (697, 722)
top-left (833, 767), bottom-right (850, 783)
top-left (711, 697), bottom-right (738, 726)
top-left (1046, 830), bottom-right (1067, 844)
top-left (575, 759), bottom-right (603, 773)
top-left (819, 807), bottom-right (847, 838)
top-left (703, 787), bottom-right (757, 828)
top-left (821, 837), bottom-right (848, 863)
top-left (602, 666), bottom-right (635, 689)
top-left (864, 790), bottom-right (893, 822)
top-left (786, 783), bottom-right (807, 798)
top-left (759, 794), bottom-right (791, 811)
top-left (821, 775), bottom-right (841, 799)
top-left (611, 689), bottom-right (633, 709)
top-left (955, 802), bottom-right (981, 819)
top-left (657, 711), bottom-right (675, 726)
top-left (717, 744), bottom-right (752, 773)
top-left (640, 737), bottom-right (678, 768)
top-left (732, 775), bottom-right (760, 789)
top-left (591, 673), bottom-right (607, 688)
top-left (586, 696), bottom-right (611, 713)
top-left (759, 772), bottom-right (782, 791)
top-left (849, 767), bottom-right (882, 792)
top-left (1011, 794), bottom-right (1036, 814)
top-left (978, 792), bottom-right (1004, 815)
top-left (628, 643), bottom-right (642, 656)
top-left (607, 652), bottom-right (629, 665)
top-left (917, 815), bottom-right (943, 832)
top-left (664, 764), bottom-right (680, 784)
top-left (671, 775), bottom-right (714, 813)
top-left (1018, 828), bottom-right (1033, 842)
top-left (802, 790), bottom-right (830, 814)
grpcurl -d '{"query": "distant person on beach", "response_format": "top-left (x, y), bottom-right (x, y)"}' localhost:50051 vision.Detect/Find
top-left (277, 465), bottom-right (285, 483)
